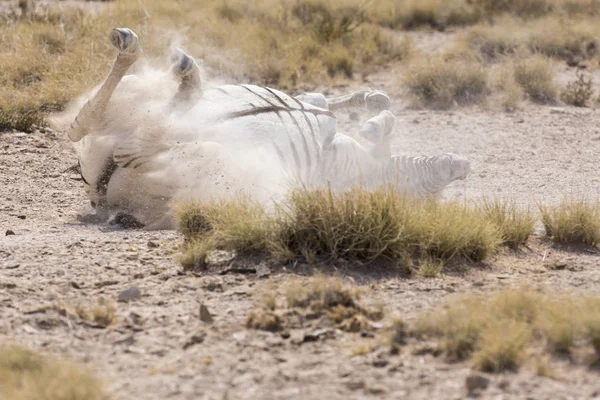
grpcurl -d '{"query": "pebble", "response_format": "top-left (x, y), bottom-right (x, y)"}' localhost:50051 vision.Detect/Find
top-left (466, 373), bottom-right (490, 394)
top-left (118, 285), bottom-right (141, 302)
top-left (5, 230), bottom-right (15, 236)
top-left (199, 303), bottom-right (214, 323)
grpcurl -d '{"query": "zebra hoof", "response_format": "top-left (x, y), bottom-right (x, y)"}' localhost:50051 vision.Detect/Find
top-left (365, 91), bottom-right (391, 113)
top-left (109, 28), bottom-right (141, 57)
top-left (170, 48), bottom-right (196, 77)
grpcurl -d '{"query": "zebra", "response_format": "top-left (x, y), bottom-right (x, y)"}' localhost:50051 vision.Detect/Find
top-left (66, 28), bottom-right (396, 229)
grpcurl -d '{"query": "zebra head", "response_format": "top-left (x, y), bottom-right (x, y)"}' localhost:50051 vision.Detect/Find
top-left (433, 152), bottom-right (471, 182)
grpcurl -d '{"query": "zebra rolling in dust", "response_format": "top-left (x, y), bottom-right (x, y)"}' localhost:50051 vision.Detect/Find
top-left (65, 28), bottom-right (471, 230)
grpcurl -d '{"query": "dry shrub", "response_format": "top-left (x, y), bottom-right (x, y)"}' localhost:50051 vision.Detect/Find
top-left (0, 344), bottom-right (104, 400)
top-left (418, 257), bottom-right (445, 278)
top-left (245, 309), bottom-right (282, 332)
top-left (175, 196), bottom-right (273, 255)
top-left (561, 68), bottom-right (594, 107)
top-left (278, 187), bottom-right (501, 264)
top-left (246, 275), bottom-right (379, 333)
top-left (413, 288), bottom-right (600, 373)
top-left (539, 196), bottom-right (600, 246)
top-left (480, 197), bottom-right (535, 248)
top-left (177, 187), bottom-right (502, 268)
top-left (527, 17), bottom-right (600, 61)
top-left (513, 54), bottom-right (558, 104)
top-left (402, 56), bottom-right (488, 109)
top-left (462, 21), bottom-right (525, 61)
top-left (494, 64), bottom-right (525, 111)
top-left (57, 297), bottom-right (117, 328)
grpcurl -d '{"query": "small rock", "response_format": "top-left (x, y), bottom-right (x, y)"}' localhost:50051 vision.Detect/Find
top-left (183, 332), bottom-right (206, 350)
top-left (118, 285), bottom-right (141, 302)
top-left (302, 329), bottom-right (334, 343)
top-left (16, 215), bottom-right (26, 220)
top-left (545, 261), bottom-right (567, 270)
top-left (95, 280), bottom-right (120, 288)
top-left (199, 304), bottom-right (214, 323)
top-left (42, 127), bottom-right (53, 133)
top-left (70, 281), bottom-right (82, 289)
top-left (114, 335), bottom-right (135, 346)
top-left (5, 230), bottom-right (15, 236)
top-left (466, 373), bottom-right (490, 394)
top-left (147, 240), bottom-right (159, 249)
top-left (349, 111), bottom-right (359, 121)
top-left (345, 379), bottom-right (365, 391)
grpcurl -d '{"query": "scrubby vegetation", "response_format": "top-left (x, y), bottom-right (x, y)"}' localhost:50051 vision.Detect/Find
top-left (407, 288), bottom-right (600, 373)
top-left (401, 55), bottom-right (489, 109)
top-left (539, 196), bottom-right (600, 246)
top-left (176, 187), bottom-right (522, 271)
top-left (561, 68), bottom-right (594, 107)
top-left (480, 197), bottom-right (536, 248)
top-left (0, 344), bottom-right (104, 400)
top-left (246, 275), bottom-right (383, 334)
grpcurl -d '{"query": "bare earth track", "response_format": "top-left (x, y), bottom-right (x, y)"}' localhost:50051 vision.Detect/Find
top-left (3, 24), bottom-right (600, 400)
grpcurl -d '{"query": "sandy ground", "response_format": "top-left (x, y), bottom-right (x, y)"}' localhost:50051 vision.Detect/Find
top-left (3, 22), bottom-right (600, 400)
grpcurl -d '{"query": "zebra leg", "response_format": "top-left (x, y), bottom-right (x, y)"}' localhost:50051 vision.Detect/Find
top-left (67, 28), bottom-right (141, 142)
top-left (169, 47), bottom-right (202, 108)
top-left (294, 92), bottom-right (329, 109)
top-left (359, 110), bottom-right (395, 145)
top-left (326, 90), bottom-right (391, 113)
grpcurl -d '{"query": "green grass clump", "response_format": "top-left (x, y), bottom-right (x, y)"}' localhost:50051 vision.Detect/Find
top-left (481, 197), bottom-right (535, 248)
top-left (539, 196), bottom-right (600, 246)
top-left (0, 345), bottom-right (104, 400)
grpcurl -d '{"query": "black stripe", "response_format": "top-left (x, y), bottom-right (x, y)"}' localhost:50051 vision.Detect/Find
top-left (265, 88), bottom-right (312, 184)
top-left (96, 158), bottom-right (118, 198)
top-left (78, 159), bottom-right (90, 186)
top-left (239, 85), bottom-right (302, 177)
top-left (214, 87), bottom-right (229, 95)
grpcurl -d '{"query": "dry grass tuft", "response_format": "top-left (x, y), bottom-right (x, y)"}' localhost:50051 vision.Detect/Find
top-left (413, 288), bottom-right (600, 373)
top-left (481, 197), bottom-right (536, 248)
top-left (57, 297), bottom-right (117, 328)
top-left (178, 187), bottom-right (502, 269)
top-left (513, 54), bottom-right (558, 104)
top-left (246, 275), bottom-right (380, 334)
top-left (175, 196), bottom-right (273, 256)
top-left (245, 309), bottom-right (282, 332)
top-left (539, 196), bottom-right (600, 246)
top-left (401, 56), bottom-right (488, 109)
top-left (561, 68), bottom-right (594, 107)
top-left (0, 344), bottom-right (104, 400)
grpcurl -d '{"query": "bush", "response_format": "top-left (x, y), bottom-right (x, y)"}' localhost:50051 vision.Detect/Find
top-left (413, 288), bottom-right (600, 373)
top-left (402, 56), bottom-right (489, 109)
top-left (539, 196), bottom-right (600, 246)
top-left (561, 68), bottom-right (594, 107)
top-left (481, 197), bottom-right (535, 248)
top-left (513, 55), bottom-right (558, 104)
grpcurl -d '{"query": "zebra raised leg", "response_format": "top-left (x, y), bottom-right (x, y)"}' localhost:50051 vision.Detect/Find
top-left (67, 28), bottom-right (141, 142)
top-left (295, 89), bottom-right (391, 113)
top-left (169, 47), bottom-right (202, 109)
top-left (320, 110), bottom-right (396, 191)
